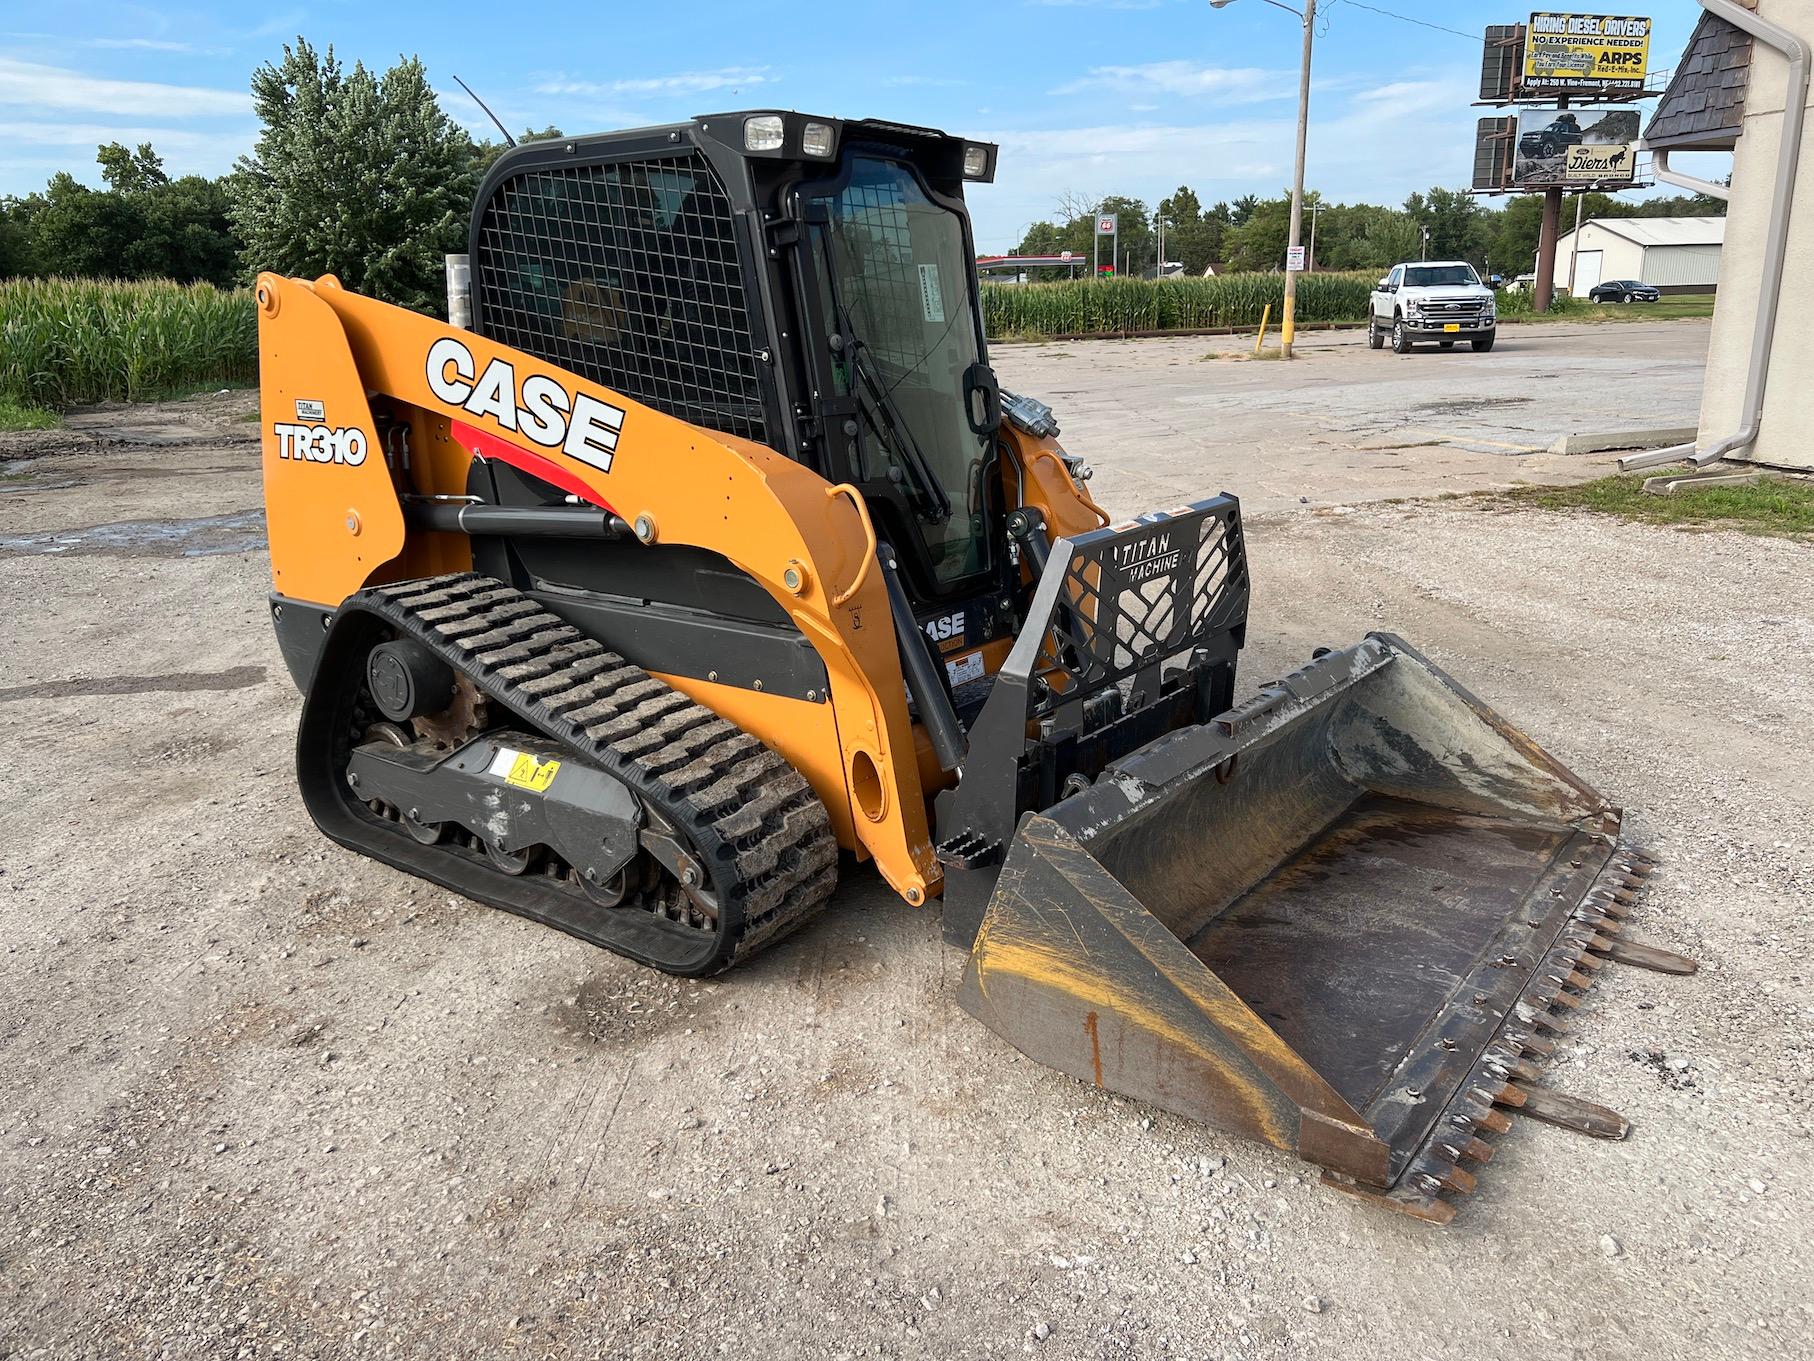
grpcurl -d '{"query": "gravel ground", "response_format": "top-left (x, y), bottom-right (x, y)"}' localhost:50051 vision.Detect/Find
top-left (0, 351), bottom-right (1808, 1359)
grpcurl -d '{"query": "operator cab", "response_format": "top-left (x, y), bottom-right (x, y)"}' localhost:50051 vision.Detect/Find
top-left (467, 111), bottom-right (1005, 612)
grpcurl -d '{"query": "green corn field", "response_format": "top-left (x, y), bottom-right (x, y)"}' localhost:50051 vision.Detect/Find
top-left (981, 271), bottom-right (1378, 339)
top-left (0, 277), bottom-right (258, 410)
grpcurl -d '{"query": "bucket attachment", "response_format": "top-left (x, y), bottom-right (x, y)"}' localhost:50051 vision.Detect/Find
top-left (959, 634), bottom-right (1693, 1223)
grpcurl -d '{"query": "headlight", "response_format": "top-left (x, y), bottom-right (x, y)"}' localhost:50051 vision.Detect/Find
top-left (744, 115), bottom-right (784, 152)
top-left (801, 121), bottom-right (836, 158)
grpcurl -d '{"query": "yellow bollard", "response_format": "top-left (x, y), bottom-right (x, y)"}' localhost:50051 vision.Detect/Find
top-left (1253, 304), bottom-right (1272, 355)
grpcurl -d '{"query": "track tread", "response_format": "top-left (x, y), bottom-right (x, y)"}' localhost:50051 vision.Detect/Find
top-left (351, 572), bottom-right (839, 971)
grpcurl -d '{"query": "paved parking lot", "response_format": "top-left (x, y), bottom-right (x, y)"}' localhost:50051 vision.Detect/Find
top-left (5, 317), bottom-right (1809, 1360)
top-left (993, 319), bottom-right (1708, 513)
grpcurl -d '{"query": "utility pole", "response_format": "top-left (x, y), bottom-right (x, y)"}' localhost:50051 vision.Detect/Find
top-left (1565, 189), bottom-right (1586, 295)
top-left (1420, 225), bottom-right (1431, 260)
top-left (1281, 0), bottom-right (1316, 356)
top-left (1210, 0), bottom-right (1315, 357)
top-left (1308, 200), bottom-right (1322, 272)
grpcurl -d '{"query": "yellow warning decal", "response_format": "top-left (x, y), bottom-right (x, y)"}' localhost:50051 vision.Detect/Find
top-left (489, 747), bottom-right (561, 792)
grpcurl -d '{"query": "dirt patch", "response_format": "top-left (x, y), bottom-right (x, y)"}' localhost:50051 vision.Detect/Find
top-left (554, 969), bottom-right (730, 1045)
top-left (0, 666), bottom-right (266, 704)
top-left (2, 367), bottom-right (1808, 1360)
top-left (0, 389), bottom-right (258, 463)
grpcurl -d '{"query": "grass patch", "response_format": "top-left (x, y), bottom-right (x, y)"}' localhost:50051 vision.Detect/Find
top-left (0, 395), bottom-right (61, 431)
top-left (1569, 294), bottom-right (1716, 322)
top-left (982, 270), bottom-right (1375, 339)
top-left (1499, 473), bottom-right (1814, 538)
top-left (0, 276), bottom-right (256, 412)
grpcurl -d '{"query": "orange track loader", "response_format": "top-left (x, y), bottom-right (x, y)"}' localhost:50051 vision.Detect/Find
top-left (260, 111), bottom-right (1693, 1222)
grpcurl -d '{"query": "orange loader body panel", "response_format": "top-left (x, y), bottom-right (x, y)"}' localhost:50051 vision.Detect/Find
top-left (256, 273), bottom-right (1108, 906)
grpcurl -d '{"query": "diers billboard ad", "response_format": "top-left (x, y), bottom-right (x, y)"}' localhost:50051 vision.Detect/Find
top-left (1513, 107), bottom-right (1641, 186)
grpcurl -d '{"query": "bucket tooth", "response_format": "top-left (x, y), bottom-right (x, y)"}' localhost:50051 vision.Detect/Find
top-left (1572, 950), bottom-right (1606, 973)
top-left (1438, 1163), bottom-right (1478, 1194)
top-left (1518, 1032), bottom-right (1557, 1058)
top-left (1591, 936), bottom-right (1699, 976)
top-left (1515, 1086), bottom-right (1630, 1140)
top-left (1462, 1137), bottom-right (1495, 1164)
top-left (1477, 1108), bottom-right (1513, 1135)
top-left (1320, 1172), bottom-right (1458, 1225)
top-left (1563, 969), bottom-right (1596, 992)
top-left (1517, 1003), bottom-right (1571, 1035)
top-left (1489, 1082), bottom-right (1528, 1110)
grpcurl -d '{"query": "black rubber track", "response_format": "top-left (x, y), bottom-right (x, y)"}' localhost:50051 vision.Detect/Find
top-left (295, 573), bottom-right (839, 975)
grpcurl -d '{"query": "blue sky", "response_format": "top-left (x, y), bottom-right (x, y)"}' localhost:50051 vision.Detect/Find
top-left (1, 0), bottom-right (1718, 251)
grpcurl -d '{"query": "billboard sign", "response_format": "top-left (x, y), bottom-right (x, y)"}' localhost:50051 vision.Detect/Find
top-left (1095, 214), bottom-right (1118, 236)
top-left (1513, 107), bottom-right (1640, 185)
top-left (1523, 12), bottom-right (1652, 91)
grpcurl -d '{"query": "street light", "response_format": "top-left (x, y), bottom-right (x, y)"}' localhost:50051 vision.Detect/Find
top-left (1210, 0), bottom-right (1315, 359)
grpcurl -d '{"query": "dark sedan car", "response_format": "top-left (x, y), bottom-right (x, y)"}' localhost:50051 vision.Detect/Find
top-left (1588, 279), bottom-right (1662, 303)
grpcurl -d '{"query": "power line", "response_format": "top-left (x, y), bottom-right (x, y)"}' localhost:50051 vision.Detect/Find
top-left (1331, 0), bottom-right (1478, 43)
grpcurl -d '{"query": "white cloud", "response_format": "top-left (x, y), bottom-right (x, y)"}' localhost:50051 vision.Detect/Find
top-left (89, 38), bottom-right (208, 54)
top-left (0, 120), bottom-right (254, 194)
top-left (0, 57), bottom-right (249, 118)
top-left (1052, 62), bottom-right (1289, 102)
top-left (966, 71), bottom-right (1483, 249)
top-left (534, 67), bottom-right (772, 99)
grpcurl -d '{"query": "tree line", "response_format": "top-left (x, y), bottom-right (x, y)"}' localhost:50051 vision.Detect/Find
top-left (0, 39), bottom-right (555, 316)
top-left (0, 35), bottom-right (1728, 308)
top-left (1013, 182), bottom-right (1726, 281)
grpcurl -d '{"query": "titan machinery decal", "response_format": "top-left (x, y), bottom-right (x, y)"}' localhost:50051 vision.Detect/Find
top-left (425, 336), bottom-right (625, 474)
top-left (1110, 529), bottom-right (1182, 584)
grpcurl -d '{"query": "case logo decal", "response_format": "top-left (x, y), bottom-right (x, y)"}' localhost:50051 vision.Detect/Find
top-left (924, 609), bottom-right (967, 644)
top-left (426, 335), bottom-right (624, 473)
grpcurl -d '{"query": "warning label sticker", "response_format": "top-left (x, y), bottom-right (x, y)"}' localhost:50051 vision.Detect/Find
top-left (918, 263), bottom-right (946, 324)
top-left (488, 747), bottom-right (562, 792)
top-left (945, 650), bottom-right (984, 688)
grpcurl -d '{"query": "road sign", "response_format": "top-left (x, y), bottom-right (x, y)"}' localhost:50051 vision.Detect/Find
top-left (1286, 245), bottom-right (1307, 272)
top-left (1095, 215), bottom-right (1118, 236)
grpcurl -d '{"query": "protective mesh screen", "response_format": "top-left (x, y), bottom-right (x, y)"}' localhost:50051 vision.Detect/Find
top-left (827, 178), bottom-right (923, 373)
top-left (474, 152), bottom-right (767, 443)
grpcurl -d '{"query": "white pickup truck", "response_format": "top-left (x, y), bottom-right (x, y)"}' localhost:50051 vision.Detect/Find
top-left (1367, 261), bottom-right (1497, 354)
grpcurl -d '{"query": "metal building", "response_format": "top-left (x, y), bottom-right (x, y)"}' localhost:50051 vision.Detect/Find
top-left (1552, 216), bottom-right (1725, 295)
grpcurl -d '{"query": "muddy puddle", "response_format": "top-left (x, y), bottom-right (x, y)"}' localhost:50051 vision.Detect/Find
top-left (0, 509), bottom-right (266, 558)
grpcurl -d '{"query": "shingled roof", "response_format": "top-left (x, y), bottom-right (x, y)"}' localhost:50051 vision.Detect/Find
top-left (1645, 11), bottom-right (1752, 150)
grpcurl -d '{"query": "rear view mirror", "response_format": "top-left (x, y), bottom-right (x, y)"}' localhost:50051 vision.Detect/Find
top-left (1377, 279), bottom-right (1390, 289)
